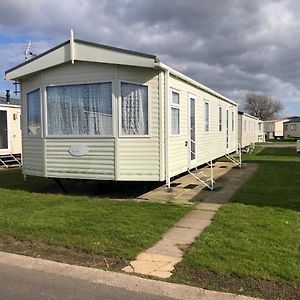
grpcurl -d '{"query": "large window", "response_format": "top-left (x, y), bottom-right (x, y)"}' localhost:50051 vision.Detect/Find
top-left (171, 90), bottom-right (180, 135)
top-left (121, 82), bottom-right (148, 135)
top-left (205, 102), bottom-right (209, 132)
top-left (219, 106), bottom-right (222, 131)
top-left (27, 89), bottom-right (41, 136)
top-left (47, 83), bottom-right (112, 136)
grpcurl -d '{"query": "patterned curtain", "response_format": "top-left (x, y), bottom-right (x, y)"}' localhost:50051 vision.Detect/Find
top-left (121, 82), bottom-right (148, 135)
top-left (47, 83), bottom-right (112, 136)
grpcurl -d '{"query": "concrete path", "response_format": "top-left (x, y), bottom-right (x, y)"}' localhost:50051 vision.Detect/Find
top-left (139, 162), bottom-right (236, 204)
top-left (0, 251), bottom-right (260, 300)
top-left (123, 163), bottom-right (258, 278)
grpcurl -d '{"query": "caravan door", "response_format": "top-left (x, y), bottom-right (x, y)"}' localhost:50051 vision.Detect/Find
top-left (0, 109), bottom-right (9, 152)
top-left (188, 95), bottom-right (196, 167)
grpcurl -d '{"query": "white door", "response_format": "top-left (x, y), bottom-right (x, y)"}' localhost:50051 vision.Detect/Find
top-left (226, 109), bottom-right (229, 151)
top-left (189, 96), bottom-right (196, 166)
top-left (0, 109), bottom-right (9, 152)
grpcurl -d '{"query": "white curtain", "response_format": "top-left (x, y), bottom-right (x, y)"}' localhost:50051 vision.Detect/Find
top-left (121, 83), bottom-right (148, 135)
top-left (47, 83), bottom-right (112, 136)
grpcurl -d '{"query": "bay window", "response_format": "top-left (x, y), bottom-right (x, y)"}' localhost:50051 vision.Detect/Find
top-left (27, 89), bottom-right (41, 136)
top-left (47, 82), bottom-right (112, 136)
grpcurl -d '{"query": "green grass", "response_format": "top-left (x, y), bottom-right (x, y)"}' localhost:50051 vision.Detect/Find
top-left (175, 147), bottom-right (300, 284)
top-left (0, 170), bottom-right (190, 261)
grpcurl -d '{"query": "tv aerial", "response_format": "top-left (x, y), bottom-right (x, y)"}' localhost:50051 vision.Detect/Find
top-left (24, 41), bottom-right (37, 61)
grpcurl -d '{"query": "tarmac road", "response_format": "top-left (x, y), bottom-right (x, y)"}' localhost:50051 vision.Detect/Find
top-left (0, 263), bottom-right (174, 300)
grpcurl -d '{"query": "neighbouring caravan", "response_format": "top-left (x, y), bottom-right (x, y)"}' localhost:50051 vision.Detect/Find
top-left (238, 111), bottom-right (261, 150)
top-left (264, 118), bottom-right (289, 140)
top-left (5, 37), bottom-right (239, 187)
top-left (284, 117), bottom-right (300, 138)
top-left (0, 99), bottom-right (22, 155)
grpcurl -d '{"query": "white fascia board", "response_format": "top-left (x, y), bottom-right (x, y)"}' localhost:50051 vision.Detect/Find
top-left (156, 62), bottom-right (237, 106)
top-left (243, 112), bottom-right (259, 121)
top-left (75, 42), bottom-right (156, 68)
top-left (0, 103), bottom-right (20, 108)
top-left (6, 43), bottom-right (71, 81)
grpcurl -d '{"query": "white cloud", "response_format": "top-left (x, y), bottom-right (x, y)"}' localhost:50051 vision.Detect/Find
top-left (0, 0), bottom-right (299, 114)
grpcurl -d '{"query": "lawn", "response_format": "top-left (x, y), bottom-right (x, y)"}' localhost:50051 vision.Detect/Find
top-left (173, 147), bottom-right (300, 299)
top-left (0, 169), bottom-right (190, 267)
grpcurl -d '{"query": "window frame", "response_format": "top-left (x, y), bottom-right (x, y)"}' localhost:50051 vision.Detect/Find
top-left (26, 88), bottom-right (42, 138)
top-left (44, 81), bottom-right (114, 138)
top-left (119, 80), bottom-right (151, 138)
top-left (204, 101), bottom-right (209, 132)
top-left (170, 88), bottom-right (180, 136)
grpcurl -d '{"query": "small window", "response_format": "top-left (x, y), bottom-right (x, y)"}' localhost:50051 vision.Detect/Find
top-left (259, 123), bottom-right (262, 131)
top-left (219, 107), bottom-right (222, 131)
top-left (232, 111), bottom-right (234, 131)
top-left (171, 90), bottom-right (180, 134)
top-left (47, 83), bottom-right (112, 136)
top-left (291, 124), bottom-right (296, 131)
top-left (205, 102), bottom-right (209, 132)
top-left (27, 89), bottom-right (41, 136)
top-left (121, 82), bottom-right (148, 135)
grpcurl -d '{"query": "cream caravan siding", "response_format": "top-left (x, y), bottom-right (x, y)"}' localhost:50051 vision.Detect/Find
top-left (117, 66), bottom-right (161, 181)
top-left (45, 138), bottom-right (115, 179)
top-left (22, 138), bottom-right (44, 176)
top-left (239, 114), bottom-right (258, 148)
top-left (21, 74), bottom-right (45, 176)
top-left (168, 75), bottom-right (237, 177)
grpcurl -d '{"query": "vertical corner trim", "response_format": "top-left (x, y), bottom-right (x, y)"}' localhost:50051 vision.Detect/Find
top-left (70, 29), bottom-right (75, 64)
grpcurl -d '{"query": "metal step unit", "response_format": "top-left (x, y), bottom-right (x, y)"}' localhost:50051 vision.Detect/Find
top-left (0, 154), bottom-right (22, 168)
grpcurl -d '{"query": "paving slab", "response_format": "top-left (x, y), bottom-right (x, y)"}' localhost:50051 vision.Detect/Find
top-left (163, 227), bottom-right (201, 244)
top-left (175, 216), bottom-right (212, 230)
top-left (195, 203), bottom-right (222, 211)
top-left (144, 239), bottom-right (183, 257)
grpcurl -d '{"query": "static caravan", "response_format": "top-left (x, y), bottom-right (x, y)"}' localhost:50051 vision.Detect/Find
top-left (284, 117), bottom-right (300, 138)
top-left (0, 98), bottom-right (22, 166)
top-left (264, 118), bottom-right (289, 140)
top-left (238, 111), bottom-right (260, 150)
top-left (5, 37), bottom-right (238, 188)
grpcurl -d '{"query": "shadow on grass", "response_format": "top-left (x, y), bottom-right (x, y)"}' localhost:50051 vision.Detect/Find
top-left (257, 147), bottom-right (298, 156)
top-left (229, 160), bottom-right (300, 212)
top-left (0, 168), bottom-right (161, 199)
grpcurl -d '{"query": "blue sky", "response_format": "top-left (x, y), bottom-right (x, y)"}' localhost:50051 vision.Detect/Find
top-left (0, 0), bottom-right (299, 117)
